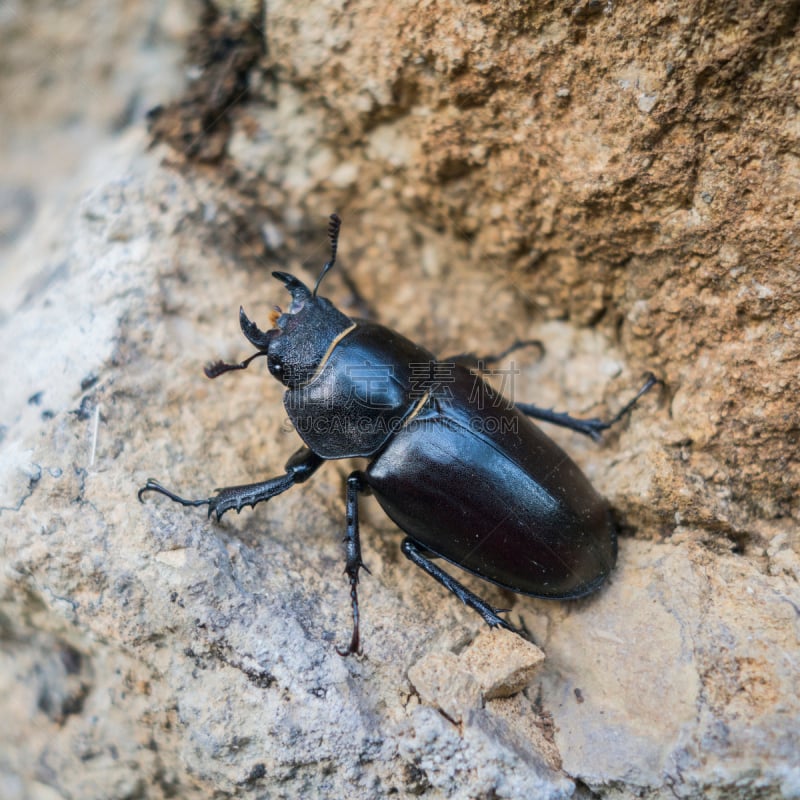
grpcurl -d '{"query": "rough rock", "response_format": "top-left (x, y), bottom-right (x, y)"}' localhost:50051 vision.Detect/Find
top-left (1, 1), bottom-right (798, 799)
top-left (460, 628), bottom-right (545, 701)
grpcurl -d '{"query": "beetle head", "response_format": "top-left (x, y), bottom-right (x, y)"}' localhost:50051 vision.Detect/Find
top-left (205, 214), bottom-right (351, 388)
top-left (261, 213), bottom-right (351, 388)
top-left (259, 271), bottom-right (352, 388)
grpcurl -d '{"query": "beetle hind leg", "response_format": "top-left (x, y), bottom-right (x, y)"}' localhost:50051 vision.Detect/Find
top-left (401, 538), bottom-right (520, 635)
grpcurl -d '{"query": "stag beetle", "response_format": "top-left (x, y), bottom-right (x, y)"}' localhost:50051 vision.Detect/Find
top-left (139, 214), bottom-right (657, 655)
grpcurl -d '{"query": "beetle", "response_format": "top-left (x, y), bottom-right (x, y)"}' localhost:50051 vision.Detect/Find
top-left (139, 214), bottom-right (658, 655)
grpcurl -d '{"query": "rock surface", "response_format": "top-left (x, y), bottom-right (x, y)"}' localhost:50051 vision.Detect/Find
top-left (1, 1), bottom-right (798, 799)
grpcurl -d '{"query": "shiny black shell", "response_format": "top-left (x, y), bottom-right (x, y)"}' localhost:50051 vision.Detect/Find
top-left (289, 320), bottom-right (616, 599)
top-left (365, 362), bottom-right (616, 598)
top-left (284, 321), bottom-right (435, 458)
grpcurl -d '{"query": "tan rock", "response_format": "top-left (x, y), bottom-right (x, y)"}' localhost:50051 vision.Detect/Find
top-left (460, 627), bottom-right (545, 700)
top-left (1, 1), bottom-right (798, 799)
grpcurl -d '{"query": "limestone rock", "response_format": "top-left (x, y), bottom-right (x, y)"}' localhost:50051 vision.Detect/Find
top-left (1, 1), bottom-right (798, 799)
top-left (460, 628), bottom-right (545, 701)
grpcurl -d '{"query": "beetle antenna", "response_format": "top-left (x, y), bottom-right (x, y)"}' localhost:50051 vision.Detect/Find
top-left (313, 213), bottom-right (342, 297)
top-left (204, 350), bottom-right (267, 379)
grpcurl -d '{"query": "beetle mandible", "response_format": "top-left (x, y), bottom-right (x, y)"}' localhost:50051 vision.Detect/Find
top-left (139, 214), bottom-right (658, 655)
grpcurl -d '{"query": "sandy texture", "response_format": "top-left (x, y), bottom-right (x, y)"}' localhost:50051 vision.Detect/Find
top-left (1, 1), bottom-right (798, 798)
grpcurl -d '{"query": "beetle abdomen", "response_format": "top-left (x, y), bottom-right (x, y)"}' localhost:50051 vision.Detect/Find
top-left (365, 368), bottom-right (617, 599)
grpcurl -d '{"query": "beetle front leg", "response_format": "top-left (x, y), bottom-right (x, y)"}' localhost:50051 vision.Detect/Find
top-left (337, 470), bottom-right (372, 657)
top-left (516, 372), bottom-right (661, 441)
top-left (138, 446), bottom-right (323, 521)
top-left (401, 538), bottom-right (520, 635)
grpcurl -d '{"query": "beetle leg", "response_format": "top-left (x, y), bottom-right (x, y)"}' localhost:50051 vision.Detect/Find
top-left (446, 338), bottom-right (544, 371)
top-left (337, 471), bottom-right (371, 657)
top-left (138, 446), bottom-right (323, 521)
top-left (516, 372), bottom-right (662, 441)
top-left (401, 538), bottom-right (520, 635)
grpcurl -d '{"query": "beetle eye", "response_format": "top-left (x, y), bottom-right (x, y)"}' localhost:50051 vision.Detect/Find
top-left (268, 359), bottom-right (283, 378)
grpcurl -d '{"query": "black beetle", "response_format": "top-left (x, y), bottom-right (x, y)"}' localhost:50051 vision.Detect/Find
top-left (139, 214), bottom-right (657, 655)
